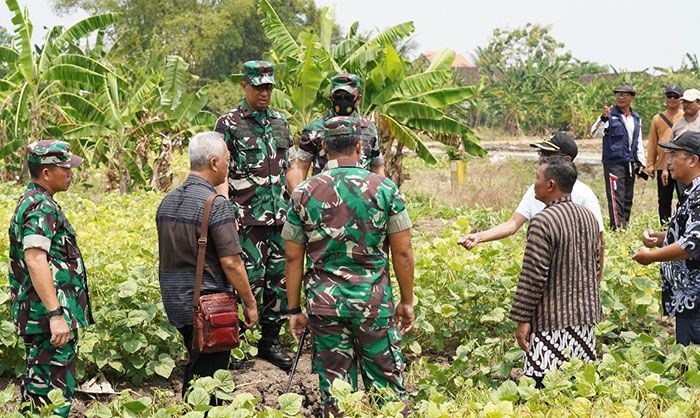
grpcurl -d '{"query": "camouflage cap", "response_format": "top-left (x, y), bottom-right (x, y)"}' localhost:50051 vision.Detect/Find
top-left (27, 140), bottom-right (83, 168)
top-left (330, 73), bottom-right (361, 95)
top-left (243, 60), bottom-right (275, 86)
top-left (324, 116), bottom-right (361, 140)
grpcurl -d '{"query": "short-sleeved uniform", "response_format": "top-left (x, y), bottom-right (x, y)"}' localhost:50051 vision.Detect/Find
top-left (8, 183), bottom-right (93, 417)
top-left (297, 111), bottom-right (383, 176)
top-left (282, 158), bottom-right (411, 417)
top-left (214, 100), bottom-right (293, 325)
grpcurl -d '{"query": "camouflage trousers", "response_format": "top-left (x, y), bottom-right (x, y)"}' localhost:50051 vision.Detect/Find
top-left (308, 315), bottom-right (408, 417)
top-left (239, 224), bottom-right (287, 325)
top-left (21, 332), bottom-right (78, 417)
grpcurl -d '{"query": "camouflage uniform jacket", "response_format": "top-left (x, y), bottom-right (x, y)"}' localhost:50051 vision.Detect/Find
top-left (215, 100), bottom-right (294, 226)
top-left (297, 111), bottom-right (383, 176)
top-left (282, 157), bottom-right (412, 318)
top-left (8, 183), bottom-right (93, 336)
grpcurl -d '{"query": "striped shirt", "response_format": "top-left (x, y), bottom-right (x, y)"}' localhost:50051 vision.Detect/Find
top-left (509, 196), bottom-right (603, 332)
top-left (156, 174), bottom-right (242, 328)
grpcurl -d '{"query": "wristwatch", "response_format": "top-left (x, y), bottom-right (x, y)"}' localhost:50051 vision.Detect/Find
top-left (46, 307), bottom-right (64, 318)
top-left (286, 306), bottom-right (302, 314)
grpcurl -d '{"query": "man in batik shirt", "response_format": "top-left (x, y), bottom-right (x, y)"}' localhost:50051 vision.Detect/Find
top-left (634, 130), bottom-right (700, 345)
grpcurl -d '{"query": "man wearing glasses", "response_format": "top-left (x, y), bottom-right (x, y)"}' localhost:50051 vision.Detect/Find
top-left (646, 86), bottom-right (684, 224)
top-left (633, 131), bottom-right (700, 346)
top-left (672, 88), bottom-right (700, 139)
top-left (214, 61), bottom-right (295, 370)
top-left (458, 132), bottom-right (605, 279)
top-left (590, 83), bottom-right (647, 230)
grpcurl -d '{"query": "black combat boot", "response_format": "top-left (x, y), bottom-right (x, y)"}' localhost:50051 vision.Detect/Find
top-left (257, 322), bottom-right (293, 371)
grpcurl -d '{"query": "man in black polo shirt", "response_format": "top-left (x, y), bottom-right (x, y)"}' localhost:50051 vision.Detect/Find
top-left (156, 131), bottom-right (258, 398)
top-left (633, 131), bottom-right (700, 345)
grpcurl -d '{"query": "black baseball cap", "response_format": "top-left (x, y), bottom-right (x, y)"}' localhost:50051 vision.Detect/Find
top-left (659, 131), bottom-right (700, 157)
top-left (614, 82), bottom-right (636, 96)
top-left (665, 85), bottom-right (683, 95)
top-left (529, 132), bottom-right (578, 160)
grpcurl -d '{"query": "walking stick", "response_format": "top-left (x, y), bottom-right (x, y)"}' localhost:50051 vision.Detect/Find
top-left (285, 328), bottom-right (308, 393)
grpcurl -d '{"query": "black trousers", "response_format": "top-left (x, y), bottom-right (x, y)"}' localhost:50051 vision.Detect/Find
top-left (177, 326), bottom-right (231, 400)
top-left (656, 169), bottom-right (681, 225)
top-left (603, 162), bottom-right (635, 230)
top-left (676, 309), bottom-right (700, 346)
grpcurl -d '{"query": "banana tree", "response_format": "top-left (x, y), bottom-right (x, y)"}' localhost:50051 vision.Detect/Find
top-left (62, 53), bottom-right (213, 193)
top-left (62, 69), bottom-right (159, 192)
top-left (151, 55), bottom-right (215, 192)
top-left (363, 46), bottom-right (483, 184)
top-left (0, 0), bottom-right (116, 178)
top-left (256, 0), bottom-right (484, 185)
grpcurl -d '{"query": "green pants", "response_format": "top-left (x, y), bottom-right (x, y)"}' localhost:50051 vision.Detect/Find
top-left (309, 315), bottom-right (408, 417)
top-left (239, 224), bottom-right (287, 325)
top-left (22, 332), bottom-right (78, 417)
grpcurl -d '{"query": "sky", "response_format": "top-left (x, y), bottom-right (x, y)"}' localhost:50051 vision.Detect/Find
top-left (315, 0), bottom-right (698, 72)
top-left (0, 0), bottom-right (697, 72)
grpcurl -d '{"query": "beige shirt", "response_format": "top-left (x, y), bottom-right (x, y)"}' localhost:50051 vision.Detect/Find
top-left (647, 109), bottom-right (683, 171)
top-left (672, 115), bottom-right (700, 139)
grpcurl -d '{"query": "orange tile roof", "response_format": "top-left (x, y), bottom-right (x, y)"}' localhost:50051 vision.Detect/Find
top-left (422, 50), bottom-right (476, 68)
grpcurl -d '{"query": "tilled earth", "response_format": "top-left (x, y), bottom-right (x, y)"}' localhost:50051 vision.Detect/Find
top-left (232, 354), bottom-right (321, 417)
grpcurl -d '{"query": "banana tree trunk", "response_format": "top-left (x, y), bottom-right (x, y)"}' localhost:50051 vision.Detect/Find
top-left (118, 148), bottom-right (129, 194)
top-left (376, 115), bottom-right (406, 187)
top-left (106, 159), bottom-right (118, 191)
top-left (151, 133), bottom-right (174, 192)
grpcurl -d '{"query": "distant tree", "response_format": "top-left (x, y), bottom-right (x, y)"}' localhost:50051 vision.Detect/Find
top-left (0, 26), bottom-right (11, 77)
top-left (51, 0), bottom-right (325, 80)
top-left (569, 58), bottom-right (609, 77)
top-left (0, 26), bottom-right (10, 44)
top-left (475, 23), bottom-right (571, 73)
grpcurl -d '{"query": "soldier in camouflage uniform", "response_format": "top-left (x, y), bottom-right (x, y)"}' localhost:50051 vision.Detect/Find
top-left (289, 74), bottom-right (384, 189)
top-left (283, 117), bottom-right (415, 417)
top-left (214, 61), bottom-right (294, 370)
top-left (8, 140), bottom-right (92, 417)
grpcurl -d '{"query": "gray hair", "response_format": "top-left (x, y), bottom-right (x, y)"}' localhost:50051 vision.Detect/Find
top-left (189, 131), bottom-right (226, 170)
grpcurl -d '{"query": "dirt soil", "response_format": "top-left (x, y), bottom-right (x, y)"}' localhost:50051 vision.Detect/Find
top-left (482, 136), bottom-right (602, 153)
top-left (1, 354), bottom-right (322, 417)
top-left (232, 354), bottom-right (321, 417)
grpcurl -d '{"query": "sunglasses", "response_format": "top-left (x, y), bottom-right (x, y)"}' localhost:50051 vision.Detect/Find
top-left (537, 150), bottom-right (564, 157)
top-left (666, 93), bottom-right (681, 100)
top-left (252, 84), bottom-right (274, 92)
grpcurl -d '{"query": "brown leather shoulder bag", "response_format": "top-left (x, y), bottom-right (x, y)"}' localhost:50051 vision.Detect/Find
top-left (192, 194), bottom-right (240, 353)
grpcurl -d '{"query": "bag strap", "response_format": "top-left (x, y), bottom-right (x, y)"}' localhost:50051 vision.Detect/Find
top-left (193, 194), bottom-right (217, 307)
top-left (658, 112), bottom-right (674, 130)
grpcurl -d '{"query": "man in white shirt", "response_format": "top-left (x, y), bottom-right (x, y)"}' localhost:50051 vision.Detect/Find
top-left (590, 83), bottom-right (647, 230)
top-left (458, 132), bottom-right (605, 279)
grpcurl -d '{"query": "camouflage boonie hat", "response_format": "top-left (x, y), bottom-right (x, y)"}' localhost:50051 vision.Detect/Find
top-left (330, 73), bottom-right (361, 95)
top-left (324, 116), bottom-right (361, 140)
top-left (243, 60), bottom-right (275, 86)
top-left (27, 140), bottom-right (83, 168)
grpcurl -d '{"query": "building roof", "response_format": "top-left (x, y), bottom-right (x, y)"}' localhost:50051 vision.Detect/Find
top-left (422, 50), bottom-right (476, 68)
